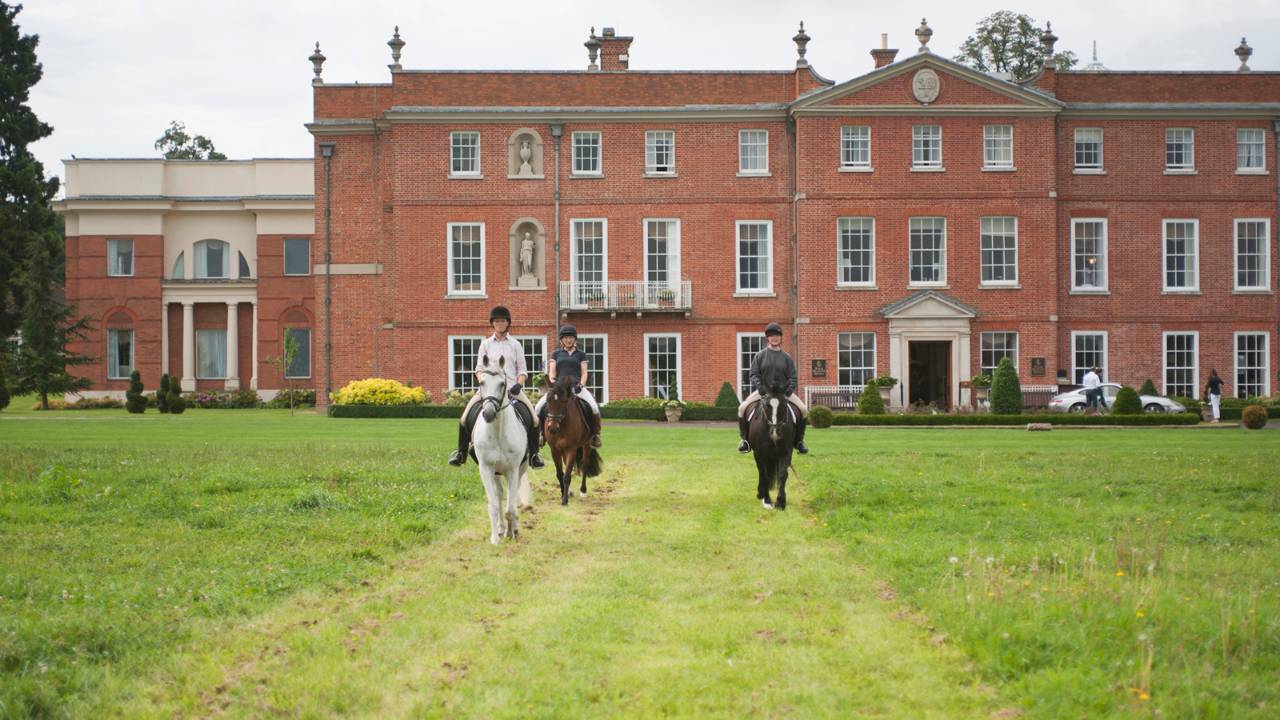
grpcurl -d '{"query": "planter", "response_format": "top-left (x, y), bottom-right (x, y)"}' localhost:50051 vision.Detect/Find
top-left (664, 406), bottom-right (683, 423)
top-left (878, 387), bottom-right (892, 403)
top-left (975, 387), bottom-right (990, 403)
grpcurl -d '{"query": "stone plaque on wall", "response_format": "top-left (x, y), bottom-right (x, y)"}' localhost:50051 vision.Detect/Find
top-left (1031, 357), bottom-right (1046, 376)
top-left (811, 358), bottom-right (827, 378)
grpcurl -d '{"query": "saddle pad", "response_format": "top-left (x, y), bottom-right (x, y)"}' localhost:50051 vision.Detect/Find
top-left (747, 402), bottom-right (797, 424)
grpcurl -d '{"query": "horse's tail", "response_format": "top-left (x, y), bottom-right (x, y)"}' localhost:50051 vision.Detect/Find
top-left (582, 447), bottom-right (603, 478)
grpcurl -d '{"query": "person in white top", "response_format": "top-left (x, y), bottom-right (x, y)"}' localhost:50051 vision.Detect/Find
top-left (448, 306), bottom-right (544, 468)
top-left (1081, 366), bottom-right (1106, 412)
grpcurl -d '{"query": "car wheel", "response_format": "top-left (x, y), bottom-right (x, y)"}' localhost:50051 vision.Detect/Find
top-left (1069, 403), bottom-right (1086, 414)
top-left (1144, 403), bottom-right (1164, 414)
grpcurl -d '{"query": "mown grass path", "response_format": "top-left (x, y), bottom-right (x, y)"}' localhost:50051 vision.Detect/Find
top-left (108, 451), bottom-right (993, 718)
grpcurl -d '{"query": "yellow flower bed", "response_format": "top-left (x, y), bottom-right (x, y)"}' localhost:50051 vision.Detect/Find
top-left (333, 378), bottom-right (430, 406)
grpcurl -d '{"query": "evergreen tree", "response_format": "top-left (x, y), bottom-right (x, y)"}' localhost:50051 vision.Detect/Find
top-left (11, 229), bottom-right (92, 409)
top-left (990, 356), bottom-right (1023, 414)
top-left (167, 386), bottom-right (186, 414)
top-left (0, 345), bottom-right (10, 411)
top-left (1113, 386), bottom-right (1142, 414)
top-left (1138, 378), bottom-right (1157, 396)
top-left (125, 369), bottom-right (146, 413)
top-left (714, 381), bottom-right (739, 408)
top-left (0, 2), bottom-right (62, 341)
top-left (154, 121), bottom-right (227, 160)
top-left (857, 380), bottom-right (885, 415)
top-left (157, 373), bottom-right (170, 413)
top-left (955, 11), bottom-right (1078, 80)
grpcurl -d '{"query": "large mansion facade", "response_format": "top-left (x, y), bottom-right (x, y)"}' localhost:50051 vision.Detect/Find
top-left (60, 22), bottom-right (1280, 408)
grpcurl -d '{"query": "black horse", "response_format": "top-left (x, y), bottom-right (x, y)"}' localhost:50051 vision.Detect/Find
top-left (746, 382), bottom-right (796, 510)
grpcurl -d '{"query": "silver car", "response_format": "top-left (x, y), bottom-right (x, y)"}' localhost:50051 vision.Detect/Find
top-left (1047, 383), bottom-right (1188, 414)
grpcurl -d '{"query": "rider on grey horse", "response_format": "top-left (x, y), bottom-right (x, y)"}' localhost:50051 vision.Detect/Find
top-left (737, 322), bottom-right (810, 455)
top-left (448, 305), bottom-right (544, 469)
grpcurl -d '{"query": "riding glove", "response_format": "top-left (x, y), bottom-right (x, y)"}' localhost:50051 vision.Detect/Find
top-left (573, 383), bottom-right (583, 394)
top-left (509, 382), bottom-right (522, 397)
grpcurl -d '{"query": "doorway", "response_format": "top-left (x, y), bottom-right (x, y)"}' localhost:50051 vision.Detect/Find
top-left (908, 341), bottom-right (951, 410)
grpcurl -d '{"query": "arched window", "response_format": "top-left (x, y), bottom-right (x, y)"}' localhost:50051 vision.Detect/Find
top-left (106, 311), bottom-right (134, 379)
top-left (171, 251), bottom-right (185, 280)
top-left (193, 239), bottom-right (230, 279)
top-left (238, 251), bottom-right (251, 279)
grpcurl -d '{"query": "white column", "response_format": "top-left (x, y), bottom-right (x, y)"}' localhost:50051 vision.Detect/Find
top-left (250, 301), bottom-right (259, 390)
top-left (181, 302), bottom-right (196, 391)
top-left (888, 330), bottom-right (903, 409)
top-left (160, 302), bottom-right (169, 375)
top-left (225, 302), bottom-right (240, 390)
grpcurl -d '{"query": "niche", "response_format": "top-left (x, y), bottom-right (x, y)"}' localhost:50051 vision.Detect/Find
top-left (507, 128), bottom-right (545, 179)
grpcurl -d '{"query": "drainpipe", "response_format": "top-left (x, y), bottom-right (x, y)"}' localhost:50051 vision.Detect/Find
top-left (788, 114), bottom-right (801, 367)
top-left (1274, 118), bottom-right (1280, 392)
top-left (550, 124), bottom-right (564, 335)
top-left (318, 141), bottom-right (335, 410)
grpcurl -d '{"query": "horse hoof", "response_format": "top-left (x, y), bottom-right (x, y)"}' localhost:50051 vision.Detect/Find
top-left (762, 500), bottom-right (773, 510)
top-left (489, 536), bottom-right (500, 545)
top-left (579, 491), bottom-right (586, 498)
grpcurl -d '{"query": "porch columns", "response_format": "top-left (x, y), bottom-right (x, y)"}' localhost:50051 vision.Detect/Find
top-left (225, 302), bottom-right (240, 390)
top-left (181, 302), bottom-right (196, 391)
top-left (160, 302), bottom-right (169, 375)
top-left (250, 301), bottom-right (259, 390)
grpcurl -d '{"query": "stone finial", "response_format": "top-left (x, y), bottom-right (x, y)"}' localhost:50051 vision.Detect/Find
top-left (1040, 22), bottom-right (1059, 69)
top-left (915, 18), bottom-right (933, 54)
top-left (585, 26), bottom-right (601, 71)
top-left (309, 42), bottom-right (326, 85)
top-left (387, 26), bottom-right (405, 71)
top-left (792, 21), bottom-right (811, 68)
top-left (1236, 37), bottom-right (1253, 72)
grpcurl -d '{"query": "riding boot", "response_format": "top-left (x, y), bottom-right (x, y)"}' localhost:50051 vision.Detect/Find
top-left (737, 416), bottom-right (750, 453)
top-left (794, 416), bottom-right (810, 454)
top-left (447, 422), bottom-right (469, 466)
top-left (591, 414), bottom-right (603, 448)
top-left (527, 421), bottom-right (545, 468)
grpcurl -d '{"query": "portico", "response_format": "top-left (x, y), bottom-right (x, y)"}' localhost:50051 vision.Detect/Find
top-left (882, 291), bottom-right (977, 411)
top-left (161, 282), bottom-right (258, 391)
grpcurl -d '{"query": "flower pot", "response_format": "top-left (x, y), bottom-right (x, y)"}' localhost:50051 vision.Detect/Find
top-left (878, 387), bottom-right (892, 403)
top-left (664, 407), bottom-right (683, 423)
top-left (975, 387), bottom-right (990, 403)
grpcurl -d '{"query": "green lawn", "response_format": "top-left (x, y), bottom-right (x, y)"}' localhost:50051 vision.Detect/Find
top-left (1, 400), bottom-right (1276, 718)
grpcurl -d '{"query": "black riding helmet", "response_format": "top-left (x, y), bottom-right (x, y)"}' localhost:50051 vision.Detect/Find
top-left (489, 305), bottom-right (512, 324)
top-left (764, 322), bottom-right (784, 337)
top-left (559, 325), bottom-right (578, 339)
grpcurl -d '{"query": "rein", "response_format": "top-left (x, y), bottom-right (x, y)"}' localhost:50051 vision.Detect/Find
top-left (476, 368), bottom-right (512, 417)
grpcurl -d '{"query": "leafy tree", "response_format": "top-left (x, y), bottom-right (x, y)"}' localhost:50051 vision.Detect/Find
top-left (0, 345), bottom-right (10, 411)
top-left (282, 327), bottom-right (300, 415)
top-left (857, 380), bottom-right (885, 415)
top-left (990, 356), bottom-right (1023, 414)
top-left (11, 229), bottom-right (92, 409)
top-left (1138, 378), bottom-right (1157, 396)
top-left (125, 370), bottom-right (146, 413)
top-left (714, 381), bottom-right (739, 408)
top-left (0, 2), bottom-right (62, 341)
top-left (154, 121), bottom-right (228, 160)
top-left (955, 11), bottom-right (1078, 80)
top-left (1113, 386), bottom-right (1142, 414)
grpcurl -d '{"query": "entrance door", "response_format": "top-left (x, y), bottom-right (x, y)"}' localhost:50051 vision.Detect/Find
top-left (908, 340), bottom-right (951, 409)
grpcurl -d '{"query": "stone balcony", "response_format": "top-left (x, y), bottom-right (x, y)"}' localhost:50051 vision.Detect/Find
top-left (559, 280), bottom-right (692, 317)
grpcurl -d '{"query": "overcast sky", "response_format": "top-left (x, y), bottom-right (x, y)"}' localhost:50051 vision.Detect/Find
top-left (21, 0), bottom-right (1280, 190)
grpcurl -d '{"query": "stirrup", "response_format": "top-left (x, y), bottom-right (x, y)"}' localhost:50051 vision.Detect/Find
top-left (448, 449), bottom-right (466, 466)
top-left (738, 439), bottom-right (750, 453)
top-left (795, 441), bottom-right (810, 455)
top-left (529, 453), bottom-right (545, 468)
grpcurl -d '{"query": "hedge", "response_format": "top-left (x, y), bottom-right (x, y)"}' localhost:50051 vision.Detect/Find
top-left (829, 412), bottom-right (1201, 426)
top-left (679, 406), bottom-right (738, 422)
top-left (1220, 405), bottom-right (1280, 421)
top-left (329, 405), bottom-right (464, 419)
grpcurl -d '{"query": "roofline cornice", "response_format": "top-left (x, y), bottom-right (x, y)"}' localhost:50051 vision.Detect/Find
top-left (792, 105), bottom-right (1059, 117)
top-left (1061, 103), bottom-right (1280, 119)
top-left (379, 106), bottom-right (789, 123)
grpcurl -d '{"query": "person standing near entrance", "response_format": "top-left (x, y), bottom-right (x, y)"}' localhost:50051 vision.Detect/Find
top-left (737, 322), bottom-right (809, 454)
top-left (1082, 365), bottom-right (1105, 413)
top-left (1205, 369), bottom-right (1225, 422)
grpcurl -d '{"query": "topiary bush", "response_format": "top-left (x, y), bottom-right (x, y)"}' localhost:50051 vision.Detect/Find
top-left (715, 381), bottom-right (739, 408)
top-left (990, 357), bottom-right (1022, 414)
top-left (157, 374), bottom-right (170, 413)
top-left (809, 405), bottom-right (834, 428)
top-left (334, 378), bottom-right (428, 406)
top-left (857, 380), bottom-right (886, 415)
top-left (1138, 378), bottom-right (1158, 396)
top-left (1241, 404), bottom-right (1268, 429)
top-left (125, 370), bottom-right (147, 414)
top-left (1113, 386), bottom-right (1142, 414)
top-left (167, 387), bottom-right (186, 414)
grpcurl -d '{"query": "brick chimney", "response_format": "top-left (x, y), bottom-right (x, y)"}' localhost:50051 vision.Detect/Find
top-left (597, 27), bottom-right (633, 71)
top-left (870, 33), bottom-right (898, 68)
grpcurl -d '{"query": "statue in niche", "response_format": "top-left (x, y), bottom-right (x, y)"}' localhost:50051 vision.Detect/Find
top-left (517, 229), bottom-right (539, 287)
top-left (518, 139), bottom-right (534, 177)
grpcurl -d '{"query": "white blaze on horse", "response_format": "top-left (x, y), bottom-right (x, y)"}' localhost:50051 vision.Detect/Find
top-left (472, 354), bottom-right (533, 544)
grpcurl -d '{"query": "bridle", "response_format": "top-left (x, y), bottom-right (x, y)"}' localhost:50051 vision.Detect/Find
top-left (757, 389), bottom-right (789, 443)
top-left (545, 382), bottom-right (572, 422)
top-left (476, 367), bottom-right (512, 417)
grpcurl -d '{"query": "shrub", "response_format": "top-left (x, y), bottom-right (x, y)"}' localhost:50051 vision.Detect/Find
top-left (990, 357), bottom-right (1022, 414)
top-left (328, 404), bottom-right (463, 419)
top-left (1139, 378), bottom-right (1158, 396)
top-left (266, 388), bottom-right (317, 408)
top-left (1241, 404), bottom-right (1268, 429)
top-left (1113, 386), bottom-right (1142, 414)
top-left (125, 370), bottom-right (147, 413)
top-left (1171, 395), bottom-right (1202, 413)
top-left (715, 381), bottom-right (739, 408)
top-left (809, 405), bottom-right (834, 428)
top-left (603, 397), bottom-right (666, 409)
top-left (333, 378), bottom-right (428, 406)
top-left (825, 413), bottom-right (1199, 426)
top-left (857, 380), bottom-right (886, 415)
top-left (230, 389), bottom-right (262, 408)
top-left (873, 375), bottom-right (898, 388)
top-left (167, 388), bottom-right (186, 414)
top-left (442, 389), bottom-right (475, 407)
top-left (157, 374), bottom-right (170, 413)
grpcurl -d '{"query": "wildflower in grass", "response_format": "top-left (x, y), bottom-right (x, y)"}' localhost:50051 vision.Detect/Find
top-left (1136, 610), bottom-right (1145, 618)
top-left (1116, 570), bottom-right (1125, 577)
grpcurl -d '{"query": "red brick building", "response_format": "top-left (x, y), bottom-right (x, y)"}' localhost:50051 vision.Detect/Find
top-left (65, 22), bottom-right (1280, 409)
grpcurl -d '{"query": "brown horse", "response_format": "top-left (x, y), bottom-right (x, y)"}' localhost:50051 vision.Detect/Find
top-left (542, 375), bottom-right (602, 505)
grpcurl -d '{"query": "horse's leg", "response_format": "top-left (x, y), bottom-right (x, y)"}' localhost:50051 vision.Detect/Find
top-left (554, 450), bottom-right (569, 506)
top-left (504, 470), bottom-right (520, 539)
top-left (479, 465), bottom-right (502, 545)
top-left (562, 456), bottom-right (576, 505)
top-left (754, 451), bottom-right (772, 508)
top-left (517, 466), bottom-right (533, 509)
top-left (578, 448), bottom-right (588, 497)
top-left (775, 455), bottom-right (789, 511)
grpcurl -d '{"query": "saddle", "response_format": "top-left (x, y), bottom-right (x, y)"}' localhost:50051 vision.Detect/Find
top-left (465, 397), bottom-right (535, 432)
top-left (747, 398), bottom-right (798, 424)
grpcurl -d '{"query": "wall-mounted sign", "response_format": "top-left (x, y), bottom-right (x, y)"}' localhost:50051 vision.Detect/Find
top-left (811, 359), bottom-right (827, 378)
top-left (1031, 357), bottom-right (1046, 376)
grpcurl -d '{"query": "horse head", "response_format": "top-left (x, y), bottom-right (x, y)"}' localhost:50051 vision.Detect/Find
top-left (544, 375), bottom-right (575, 437)
top-left (476, 354), bottom-right (508, 423)
top-left (762, 381), bottom-right (790, 444)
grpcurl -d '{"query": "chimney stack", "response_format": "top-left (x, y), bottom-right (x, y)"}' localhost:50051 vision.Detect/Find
top-left (870, 33), bottom-right (898, 68)
top-left (597, 27), bottom-right (634, 71)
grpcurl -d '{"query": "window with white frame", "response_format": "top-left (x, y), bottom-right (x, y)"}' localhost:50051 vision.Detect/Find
top-left (1164, 332), bottom-right (1197, 397)
top-left (1165, 128), bottom-right (1195, 171)
top-left (645, 334), bottom-right (681, 399)
top-left (450, 131), bottom-right (480, 176)
top-left (194, 239), bottom-right (229, 279)
top-left (983, 125), bottom-right (1013, 168)
top-left (572, 131), bottom-right (601, 175)
top-left (1071, 219), bottom-right (1107, 291)
top-left (171, 251), bottom-right (184, 280)
top-left (449, 336), bottom-right (483, 391)
top-left (837, 332), bottom-right (876, 388)
top-left (909, 217), bottom-right (946, 285)
top-left (237, 252), bottom-right (251, 280)
top-left (516, 336), bottom-right (546, 375)
top-left (1237, 128), bottom-right (1266, 171)
top-left (840, 126), bottom-right (871, 169)
top-left (645, 219), bottom-right (679, 300)
top-left (284, 238), bottom-right (310, 276)
top-left (736, 221), bottom-right (772, 293)
top-left (578, 334), bottom-right (607, 403)
top-left (645, 130), bottom-right (675, 174)
top-left (1235, 219), bottom-right (1270, 290)
top-left (107, 239), bottom-right (133, 277)
top-left (912, 125), bottom-right (941, 169)
top-left (738, 333), bottom-right (766, 399)
top-left (572, 219), bottom-right (606, 304)
top-left (1072, 332), bottom-right (1108, 384)
top-left (980, 216), bottom-right (1018, 285)
top-left (285, 327), bottom-right (311, 378)
top-left (1235, 332), bottom-right (1269, 398)
top-left (837, 217), bottom-right (875, 286)
top-left (1163, 220), bottom-right (1199, 291)
top-left (980, 332), bottom-right (1018, 377)
top-left (447, 223), bottom-right (485, 295)
top-left (1073, 128), bottom-right (1103, 170)
top-left (738, 129), bottom-right (769, 174)
top-left (107, 328), bottom-right (134, 379)
top-left (196, 328), bottom-right (227, 379)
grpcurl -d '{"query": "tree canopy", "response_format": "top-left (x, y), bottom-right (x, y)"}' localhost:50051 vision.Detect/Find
top-left (955, 10), bottom-right (1078, 80)
top-left (155, 121), bottom-right (228, 160)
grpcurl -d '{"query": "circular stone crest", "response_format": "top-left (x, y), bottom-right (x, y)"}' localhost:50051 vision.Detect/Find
top-left (912, 68), bottom-right (941, 104)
